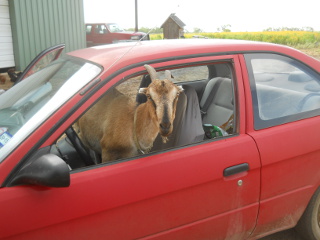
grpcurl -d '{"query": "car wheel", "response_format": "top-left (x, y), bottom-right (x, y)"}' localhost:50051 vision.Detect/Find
top-left (295, 187), bottom-right (320, 240)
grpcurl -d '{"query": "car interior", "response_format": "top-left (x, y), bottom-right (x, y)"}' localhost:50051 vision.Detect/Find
top-left (50, 62), bottom-right (236, 170)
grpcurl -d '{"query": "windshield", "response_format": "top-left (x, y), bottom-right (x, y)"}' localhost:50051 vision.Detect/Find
top-left (0, 57), bottom-right (101, 162)
top-left (107, 23), bottom-right (124, 33)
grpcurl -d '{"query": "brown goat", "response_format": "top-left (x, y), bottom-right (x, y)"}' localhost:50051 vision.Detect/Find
top-left (78, 65), bottom-right (183, 162)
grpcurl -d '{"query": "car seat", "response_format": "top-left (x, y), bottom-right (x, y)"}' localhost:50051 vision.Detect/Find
top-left (200, 77), bottom-right (234, 128)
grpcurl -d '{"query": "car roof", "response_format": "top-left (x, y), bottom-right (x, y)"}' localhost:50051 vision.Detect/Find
top-left (67, 39), bottom-right (313, 71)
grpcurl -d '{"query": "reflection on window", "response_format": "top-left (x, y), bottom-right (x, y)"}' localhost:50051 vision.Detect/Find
top-left (86, 25), bottom-right (92, 34)
top-left (0, 58), bottom-right (101, 162)
top-left (107, 23), bottom-right (124, 33)
top-left (246, 53), bottom-right (320, 129)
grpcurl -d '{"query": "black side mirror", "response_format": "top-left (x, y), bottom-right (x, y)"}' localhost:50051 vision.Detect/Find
top-left (10, 154), bottom-right (70, 188)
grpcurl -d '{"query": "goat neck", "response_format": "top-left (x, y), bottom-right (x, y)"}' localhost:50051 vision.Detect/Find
top-left (133, 100), bottom-right (158, 153)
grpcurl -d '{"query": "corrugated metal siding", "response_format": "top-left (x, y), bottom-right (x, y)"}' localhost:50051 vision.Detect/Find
top-left (9, 0), bottom-right (86, 71)
top-left (0, 0), bottom-right (15, 68)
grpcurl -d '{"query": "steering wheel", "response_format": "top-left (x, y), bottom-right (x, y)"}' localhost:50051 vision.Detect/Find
top-left (65, 127), bottom-right (95, 166)
top-left (298, 93), bottom-right (320, 112)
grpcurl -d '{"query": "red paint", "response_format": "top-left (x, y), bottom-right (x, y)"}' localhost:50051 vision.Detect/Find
top-left (1, 39), bottom-right (320, 239)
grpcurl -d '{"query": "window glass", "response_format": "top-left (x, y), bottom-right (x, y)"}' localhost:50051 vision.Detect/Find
top-left (245, 53), bottom-right (320, 129)
top-left (86, 25), bottom-right (92, 34)
top-left (94, 25), bottom-right (107, 34)
top-left (107, 23), bottom-right (124, 33)
top-left (0, 57), bottom-right (101, 162)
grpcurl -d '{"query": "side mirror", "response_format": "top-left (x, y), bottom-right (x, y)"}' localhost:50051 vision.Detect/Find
top-left (10, 154), bottom-right (70, 188)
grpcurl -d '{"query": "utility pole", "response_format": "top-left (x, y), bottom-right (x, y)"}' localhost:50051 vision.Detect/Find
top-left (135, 0), bottom-right (138, 32)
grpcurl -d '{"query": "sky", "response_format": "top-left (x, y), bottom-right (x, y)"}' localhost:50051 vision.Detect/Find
top-left (83, 0), bottom-right (320, 32)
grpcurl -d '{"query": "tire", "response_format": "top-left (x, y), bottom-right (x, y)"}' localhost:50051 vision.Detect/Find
top-left (295, 187), bottom-right (320, 240)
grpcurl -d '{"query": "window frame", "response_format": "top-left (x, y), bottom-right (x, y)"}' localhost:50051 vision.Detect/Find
top-left (245, 53), bottom-right (320, 130)
top-left (68, 58), bottom-right (240, 169)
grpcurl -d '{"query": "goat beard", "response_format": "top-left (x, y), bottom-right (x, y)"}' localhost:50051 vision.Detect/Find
top-left (161, 136), bottom-right (168, 143)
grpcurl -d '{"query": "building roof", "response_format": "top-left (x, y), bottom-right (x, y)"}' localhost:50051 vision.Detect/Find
top-left (161, 13), bottom-right (186, 28)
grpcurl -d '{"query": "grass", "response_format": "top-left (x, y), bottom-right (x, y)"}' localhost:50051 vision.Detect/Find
top-left (150, 31), bottom-right (320, 61)
top-left (150, 31), bottom-right (320, 45)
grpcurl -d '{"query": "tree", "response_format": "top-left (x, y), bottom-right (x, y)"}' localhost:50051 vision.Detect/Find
top-left (125, 26), bottom-right (163, 34)
top-left (221, 24), bottom-right (231, 32)
top-left (193, 27), bottom-right (203, 33)
top-left (263, 26), bottom-right (314, 32)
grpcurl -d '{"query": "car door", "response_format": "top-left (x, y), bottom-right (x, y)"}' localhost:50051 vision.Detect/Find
top-left (17, 44), bottom-right (65, 82)
top-left (242, 53), bottom-right (320, 238)
top-left (91, 24), bottom-right (113, 45)
top-left (0, 55), bottom-right (261, 240)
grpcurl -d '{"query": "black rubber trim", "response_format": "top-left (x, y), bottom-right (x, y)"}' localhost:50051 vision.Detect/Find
top-left (224, 163), bottom-right (249, 177)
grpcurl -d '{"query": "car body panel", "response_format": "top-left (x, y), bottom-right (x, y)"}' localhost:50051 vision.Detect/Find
top-left (0, 136), bottom-right (261, 239)
top-left (238, 52), bottom-right (320, 239)
top-left (247, 117), bottom-right (320, 238)
top-left (1, 39), bottom-right (320, 239)
top-left (86, 23), bottom-right (147, 46)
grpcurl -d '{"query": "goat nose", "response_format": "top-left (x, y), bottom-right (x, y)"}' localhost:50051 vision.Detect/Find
top-left (160, 122), bottom-right (171, 130)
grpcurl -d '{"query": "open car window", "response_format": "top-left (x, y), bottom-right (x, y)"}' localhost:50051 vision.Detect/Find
top-left (51, 61), bottom-right (237, 170)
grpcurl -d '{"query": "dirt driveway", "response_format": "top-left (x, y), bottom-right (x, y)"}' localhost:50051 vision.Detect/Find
top-left (258, 228), bottom-right (304, 240)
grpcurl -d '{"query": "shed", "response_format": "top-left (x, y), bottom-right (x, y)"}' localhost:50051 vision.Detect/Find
top-left (1, 0), bottom-right (86, 72)
top-left (161, 13), bottom-right (185, 39)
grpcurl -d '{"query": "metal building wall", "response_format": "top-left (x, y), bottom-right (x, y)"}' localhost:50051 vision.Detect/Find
top-left (9, 0), bottom-right (86, 71)
top-left (0, 0), bottom-right (15, 69)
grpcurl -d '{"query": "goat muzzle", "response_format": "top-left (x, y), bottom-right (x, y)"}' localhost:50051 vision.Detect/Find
top-left (159, 122), bottom-right (172, 136)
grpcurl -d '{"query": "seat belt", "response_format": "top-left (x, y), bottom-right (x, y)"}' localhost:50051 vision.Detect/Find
top-left (201, 77), bottom-right (224, 116)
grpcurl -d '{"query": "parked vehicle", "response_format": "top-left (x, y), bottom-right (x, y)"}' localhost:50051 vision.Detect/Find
top-left (0, 39), bottom-right (320, 240)
top-left (85, 23), bottom-right (149, 46)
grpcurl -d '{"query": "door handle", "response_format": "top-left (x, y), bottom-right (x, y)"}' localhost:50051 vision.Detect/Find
top-left (223, 163), bottom-right (249, 177)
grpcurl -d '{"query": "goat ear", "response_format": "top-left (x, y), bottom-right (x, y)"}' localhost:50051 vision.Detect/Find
top-left (139, 88), bottom-right (148, 94)
top-left (177, 85), bottom-right (184, 92)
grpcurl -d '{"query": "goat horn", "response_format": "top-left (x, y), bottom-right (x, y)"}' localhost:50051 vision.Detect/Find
top-left (165, 70), bottom-right (172, 80)
top-left (144, 64), bottom-right (158, 81)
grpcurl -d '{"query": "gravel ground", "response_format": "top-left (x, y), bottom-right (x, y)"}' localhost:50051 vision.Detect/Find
top-left (258, 228), bottom-right (304, 240)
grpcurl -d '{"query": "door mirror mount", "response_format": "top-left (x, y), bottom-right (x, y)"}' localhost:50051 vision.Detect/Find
top-left (9, 154), bottom-right (70, 188)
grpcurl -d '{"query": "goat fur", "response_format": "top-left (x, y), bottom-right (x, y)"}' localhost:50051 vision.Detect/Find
top-left (78, 65), bottom-right (183, 162)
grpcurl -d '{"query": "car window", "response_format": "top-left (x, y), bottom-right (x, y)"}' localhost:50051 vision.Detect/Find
top-left (94, 24), bottom-right (107, 34)
top-left (245, 53), bottom-right (320, 129)
top-left (86, 25), bottom-right (92, 34)
top-left (0, 57), bottom-right (101, 162)
top-left (107, 23), bottom-right (124, 33)
top-left (53, 62), bottom-right (237, 170)
top-left (157, 66), bottom-right (208, 83)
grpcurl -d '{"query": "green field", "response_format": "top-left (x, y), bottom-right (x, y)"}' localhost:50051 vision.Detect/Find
top-left (150, 31), bottom-right (320, 60)
top-left (151, 31), bottom-right (320, 46)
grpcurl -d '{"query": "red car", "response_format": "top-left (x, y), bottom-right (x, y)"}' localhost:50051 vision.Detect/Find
top-left (86, 23), bottom-right (149, 46)
top-left (0, 39), bottom-right (320, 240)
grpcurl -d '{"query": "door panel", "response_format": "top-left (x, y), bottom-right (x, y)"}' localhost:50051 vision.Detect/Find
top-left (1, 55), bottom-right (261, 239)
top-left (248, 118), bottom-right (320, 237)
top-left (242, 53), bottom-right (320, 238)
top-left (0, 135), bottom-right (260, 240)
